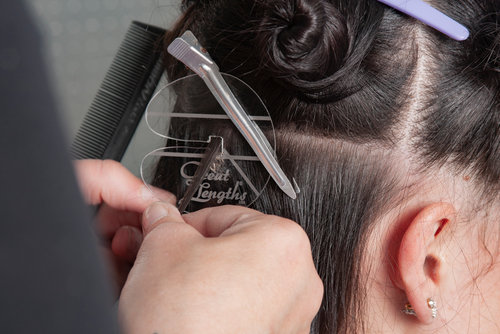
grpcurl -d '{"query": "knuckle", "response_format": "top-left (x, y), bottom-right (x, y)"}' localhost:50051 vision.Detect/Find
top-left (281, 219), bottom-right (311, 247)
top-left (299, 272), bottom-right (324, 322)
top-left (235, 211), bottom-right (263, 224)
top-left (226, 205), bottom-right (265, 223)
top-left (311, 279), bottom-right (325, 316)
top-left (313, 273), bottom-right (324, 304)
top-left (267, 217), bottom-right (312, 255)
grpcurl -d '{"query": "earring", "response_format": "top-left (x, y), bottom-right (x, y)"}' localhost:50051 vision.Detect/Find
top-left (427, 298), bottom-right (438, 319)
top-left (402, 298), bottom-right (438, 319)
top-left (402, 302), bottom-right (416, 316)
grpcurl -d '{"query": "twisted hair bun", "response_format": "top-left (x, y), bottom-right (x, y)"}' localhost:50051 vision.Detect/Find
top-left (470, 11), bottom-right (500, 75)
top-left (257, 0), bottom-right (349, 91)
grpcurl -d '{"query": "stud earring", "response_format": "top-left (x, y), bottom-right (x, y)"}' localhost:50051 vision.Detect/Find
top-left (402, 298), bottom-right (438, 319)
top-left (402, 302), bottom-right (416, 316)
top-left (427, 298), bottom-right (438, 319)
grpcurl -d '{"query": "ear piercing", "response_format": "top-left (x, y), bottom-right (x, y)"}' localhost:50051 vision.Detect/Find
top-left (402, 298), bottom-right (437, 319)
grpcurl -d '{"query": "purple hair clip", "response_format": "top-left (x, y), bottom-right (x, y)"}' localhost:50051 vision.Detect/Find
top-left (377, 0), bottom-right (470, 41)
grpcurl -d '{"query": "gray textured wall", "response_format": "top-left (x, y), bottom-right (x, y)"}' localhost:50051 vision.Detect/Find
top-left (27, 0), bottom-right (180, 137)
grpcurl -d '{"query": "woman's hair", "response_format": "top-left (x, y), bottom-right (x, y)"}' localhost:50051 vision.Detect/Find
top-left (160, 1), bottom-right (500, 332)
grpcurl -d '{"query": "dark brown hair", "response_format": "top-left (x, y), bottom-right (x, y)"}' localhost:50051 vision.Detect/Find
top-left (160, 1), bottom-right (500, 332)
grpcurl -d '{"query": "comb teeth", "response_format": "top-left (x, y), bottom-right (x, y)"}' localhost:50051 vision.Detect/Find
top-left (71, 21), bottom-right (166, 161)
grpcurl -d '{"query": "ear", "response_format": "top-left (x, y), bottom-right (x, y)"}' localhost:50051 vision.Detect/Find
top-left (397, 202), bottom-right (455, 324)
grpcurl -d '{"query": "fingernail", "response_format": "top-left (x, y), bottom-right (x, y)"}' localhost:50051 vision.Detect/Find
top-left (144, 202), bottom-right (170, 227)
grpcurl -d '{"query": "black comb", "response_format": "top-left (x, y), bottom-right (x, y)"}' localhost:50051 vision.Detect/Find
top-left (71, 21), bottom-right (166, 161)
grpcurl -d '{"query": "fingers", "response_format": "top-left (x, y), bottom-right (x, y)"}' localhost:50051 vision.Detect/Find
top-left (142, 202), bottom-right (187, 235)
top-left (183, 205), bottom-right (265, 237)
top-left (97, 204), bottom-right (142, 240)
top-left (74, 159), bottom-right (176, 212)
top-left (111, 225), bottom-right (143, 263)
top-left (128, 202), bottom-right (323, 333)
top-left (184, 205), bottom-right (324, 324)
top-left (138, 202), bottom-right (204, 265)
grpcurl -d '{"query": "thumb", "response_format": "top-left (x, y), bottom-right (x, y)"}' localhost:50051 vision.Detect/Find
top-left (142, 202), bottom-right (185, 236)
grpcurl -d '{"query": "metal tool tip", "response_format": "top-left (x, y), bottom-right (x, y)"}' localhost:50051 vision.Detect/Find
top-left (282, 182), bottom-right (297, 200)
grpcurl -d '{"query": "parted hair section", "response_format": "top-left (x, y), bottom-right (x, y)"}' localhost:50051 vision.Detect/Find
top-left (164, 0), bottom-right (416, 139)
top-left (162, 0), bottom-right (500, 333)
top-left (164, 0), bottom-right (499, 197)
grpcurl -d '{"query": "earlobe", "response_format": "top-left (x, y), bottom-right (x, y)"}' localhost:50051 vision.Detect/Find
top-left (397, 202), bottom-right (456, 324)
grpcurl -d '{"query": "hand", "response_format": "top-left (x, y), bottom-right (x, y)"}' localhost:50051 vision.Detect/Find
top-left (119, 202), bottom-right (323, 334)
top-left (74, 159), bottom-right (175, 291)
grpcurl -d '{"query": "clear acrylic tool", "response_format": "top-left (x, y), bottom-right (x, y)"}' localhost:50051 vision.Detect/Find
top-left (167, 31), bottom-right (297, 199)
top-left (141, 74), bottom-right (278, 213)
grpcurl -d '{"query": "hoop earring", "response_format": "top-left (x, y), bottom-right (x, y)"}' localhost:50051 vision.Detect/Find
top-left (402, 298), bottom-right (438, 319)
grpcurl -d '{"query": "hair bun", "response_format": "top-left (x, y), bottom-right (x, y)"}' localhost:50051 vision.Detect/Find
top-left (257, 0), bottom-right (349, 89)
top-left (470, 12), bottom-right (499, 75)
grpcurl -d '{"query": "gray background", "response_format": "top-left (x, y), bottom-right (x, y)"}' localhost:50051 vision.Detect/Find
top-left (27, 0), bottom-right (181, 137)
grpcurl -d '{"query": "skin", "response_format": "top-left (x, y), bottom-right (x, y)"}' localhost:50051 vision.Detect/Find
top-left (74, 159), bottom-right (176, 291)
top-left (75, 159), bottom-right (323, 334)
top-left (363, 168), bottom-right (500, 333)
top-left (120, 203), bottom-right (323, 334)
top-left (76, 159), bottom-right (500, 333)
